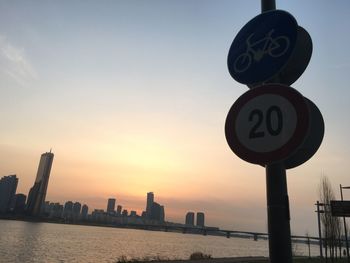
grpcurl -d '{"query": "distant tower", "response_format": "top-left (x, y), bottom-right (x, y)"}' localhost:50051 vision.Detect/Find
top-left (151, 202), bottom-right (160, 220)
top-left (196, 212), bottom-right (205, 227)
top-left (73, 202), bottom-right (81, 216)
top-left (26, 151), bottom-right (54, 216)
top-left (160, 205), bottom-right (165, 222)
top-left (146, 192), bottom-right (154, 218)
top-left (185, 212), bottom-right (195, 226)
top-left (107, 198), bottom-right (116, 214)
top-left (63, 201), bottom-right (73, 218)
top-left (81, 204), bottom-right (89, 219)
top-left (0, 175), bottom-right (18, 213)
top-left (116, 205), bottom-right (122, 216)
top-left (13, 193), bottom-right (26, 214)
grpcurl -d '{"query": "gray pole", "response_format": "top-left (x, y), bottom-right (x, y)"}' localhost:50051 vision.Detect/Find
top-left (340, 184), bottom-right (350, 262)
top-left (262, 1), bottom-right (292, 262)
top-left (266, 163), bottom-right (292, 263)
top-left (316, 201), bottom-right (323, 258)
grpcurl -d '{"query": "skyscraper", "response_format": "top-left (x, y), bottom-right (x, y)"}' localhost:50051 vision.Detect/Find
top-left (81, 204), bottom-right (89, 219)
top-left (185, 212), bottom-right (195, 226)
top-left (196, 212), bottom-right (205, 227)
top-left (159, 205), bottom-right (165, 222)
top-left (151, 201), bottom-right (161, 221)
top-left (13, 193), bottom-right (26, 214)
top-left (0, 175), bottom-right (18, 213)
top-left (26, 151), bottom-right (54, 216)
top-left (116, 205), bottom-right (122, 216)
top-left (73, 202), bottom-right (81, 216)
top-left (107, 198), bottom-right (116, 214)
top-left (63, 201), bottom-right (73, 218)
top-left (146, 192), bottom-right (154, 218)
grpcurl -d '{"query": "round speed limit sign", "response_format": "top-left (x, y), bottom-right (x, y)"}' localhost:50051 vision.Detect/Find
top-left (225, 84), bottom-right (309, 165)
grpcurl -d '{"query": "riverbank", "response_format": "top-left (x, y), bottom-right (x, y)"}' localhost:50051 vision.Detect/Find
top-left (132, 257), bottom-right (345, 263)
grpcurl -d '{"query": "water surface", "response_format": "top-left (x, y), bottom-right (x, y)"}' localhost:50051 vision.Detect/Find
top-left (0, 220), bottom-right (319, 263)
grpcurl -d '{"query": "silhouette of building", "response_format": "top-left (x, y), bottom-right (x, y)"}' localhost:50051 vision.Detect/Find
top-left (196, 212), bottom-right (205, 227)
top-left (73, 202), bottom-right (81, 217)
top-left (13, 193), bottom-right (26, 214)
top-left (0, 175), bottom-right (18, 213)
top-left (146, 192), bottom-right (154, 218)
top-left (63, 201), bottom-right (73, 218)
top-left (107, 198), bottom-right (116, 214)
top-left (122, 209), bottom-right (128, 217)
top-left (116, 205), bottom-right (122, 216)
top-left (51, 203), bottom-right (63, 218)
top-left (160, 205), bottom-right (165, 222)
top-left (185, 212), bottom-right (195, 226)
top-left (151, 202), bottom-right (165, 222)
top-left (130, 210), bottom-right (137, 217)
top-left (26, 151), bottom-right (54, 216)
top-left (81, 204), bottom-right (88, 219)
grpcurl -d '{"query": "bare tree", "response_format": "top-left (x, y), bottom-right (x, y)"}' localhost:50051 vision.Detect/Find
top-left (319, 176), bottom-right (342, 262)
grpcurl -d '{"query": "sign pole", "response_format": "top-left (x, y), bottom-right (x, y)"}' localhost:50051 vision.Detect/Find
top-left (261, 0), bottom-right (276, 12)
top-left (266, 163), bottom-right (293, 263)
top-left (261, 1), bottom-right (292, 263)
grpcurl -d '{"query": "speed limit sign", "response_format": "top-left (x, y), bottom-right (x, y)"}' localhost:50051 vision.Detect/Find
top-left (225, 84), bottom-right (310, 165)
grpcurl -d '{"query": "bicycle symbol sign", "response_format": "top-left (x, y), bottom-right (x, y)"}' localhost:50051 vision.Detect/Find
top-left (233, 30), bottom-right (290, 73)
top-left (228, 10), bottom-right (298, 85)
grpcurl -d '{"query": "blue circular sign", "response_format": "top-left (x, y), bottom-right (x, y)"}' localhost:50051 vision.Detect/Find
top-left (227, 10), bottom-right (298, 85)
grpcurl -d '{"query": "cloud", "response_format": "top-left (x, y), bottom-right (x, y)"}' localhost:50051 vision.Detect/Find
top-left (0, 35), bottom-right (37, 86)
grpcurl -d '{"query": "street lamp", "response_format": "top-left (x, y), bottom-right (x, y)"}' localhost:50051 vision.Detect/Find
top-left (340, 184), bottom-right (350, 263)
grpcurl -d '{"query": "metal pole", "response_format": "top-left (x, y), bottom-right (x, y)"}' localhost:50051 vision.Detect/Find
top-left (262, 2), bottom-right (292, 262)
top-left (340, 184), bottom-right (350, 262)
top-left (317, 201), bottom-right (323, 258)
top-left (262, 1), bottom-right (292, 262)
top-left (261, 0), bottom-right (276, 13)
top-left (266, 162), bottom-right (293, 263)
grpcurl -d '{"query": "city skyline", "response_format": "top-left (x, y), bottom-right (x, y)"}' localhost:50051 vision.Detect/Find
top-left (1, 1), bottom-right (350, 236)
top-left (1, 166), bottom-right (211, 228)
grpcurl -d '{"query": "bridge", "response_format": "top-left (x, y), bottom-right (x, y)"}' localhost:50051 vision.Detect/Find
top-left (120, 223), bottom-right (320, 243)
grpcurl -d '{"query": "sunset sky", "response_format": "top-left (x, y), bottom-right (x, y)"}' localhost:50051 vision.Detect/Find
top-left (1, 1), bottom-right (350, 235)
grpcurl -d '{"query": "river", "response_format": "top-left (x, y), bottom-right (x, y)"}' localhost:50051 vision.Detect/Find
top-left (0, 219), bottom-right (320, 263)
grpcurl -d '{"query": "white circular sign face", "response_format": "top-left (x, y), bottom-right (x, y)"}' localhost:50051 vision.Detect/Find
top-left (235, 94), bottom-right (297, 152)
top-left (225, 84), bottom-right (309, 165)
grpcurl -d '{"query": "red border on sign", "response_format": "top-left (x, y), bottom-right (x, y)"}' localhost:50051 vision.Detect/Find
top-left (225, 84), bottom-right (310, 165)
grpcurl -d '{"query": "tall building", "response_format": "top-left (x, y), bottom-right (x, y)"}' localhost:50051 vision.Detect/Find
top-left (26, 151), bottom-right (54, 216)
top-left (0, 175), bottom-right (18, 213)
top-left (130, 210), bottom-right (137, 217)
top-left (151, 202), bottom-right (164, 221)
top-left (107, 198), bottom-right (116, 213)
top-left (13, 194), bottom-right (27, 214)
top-left (116, 205), bottom-right (122, 216)
top-left (122, 209), bottom-right (128, 217)
top-left (185, 212), bottom-right (195, 226)
top-left (51, 203), bottom-right (63, 218)
top-left (196, 212), bottom-right (205, 227)
top-left (159, 205), bottom-right (165, 222)
top-left (146, 192), bottom-right (154, 218)
top-left (73, 202), bottom-right (81, 216)
top-left (63, 201), bottom-right (73, 218)
top-left (81, 204), bottom-right (88, 219)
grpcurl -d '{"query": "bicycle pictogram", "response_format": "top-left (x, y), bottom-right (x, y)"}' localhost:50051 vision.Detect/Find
top-left (233, 30), bottom-right (290, 73)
